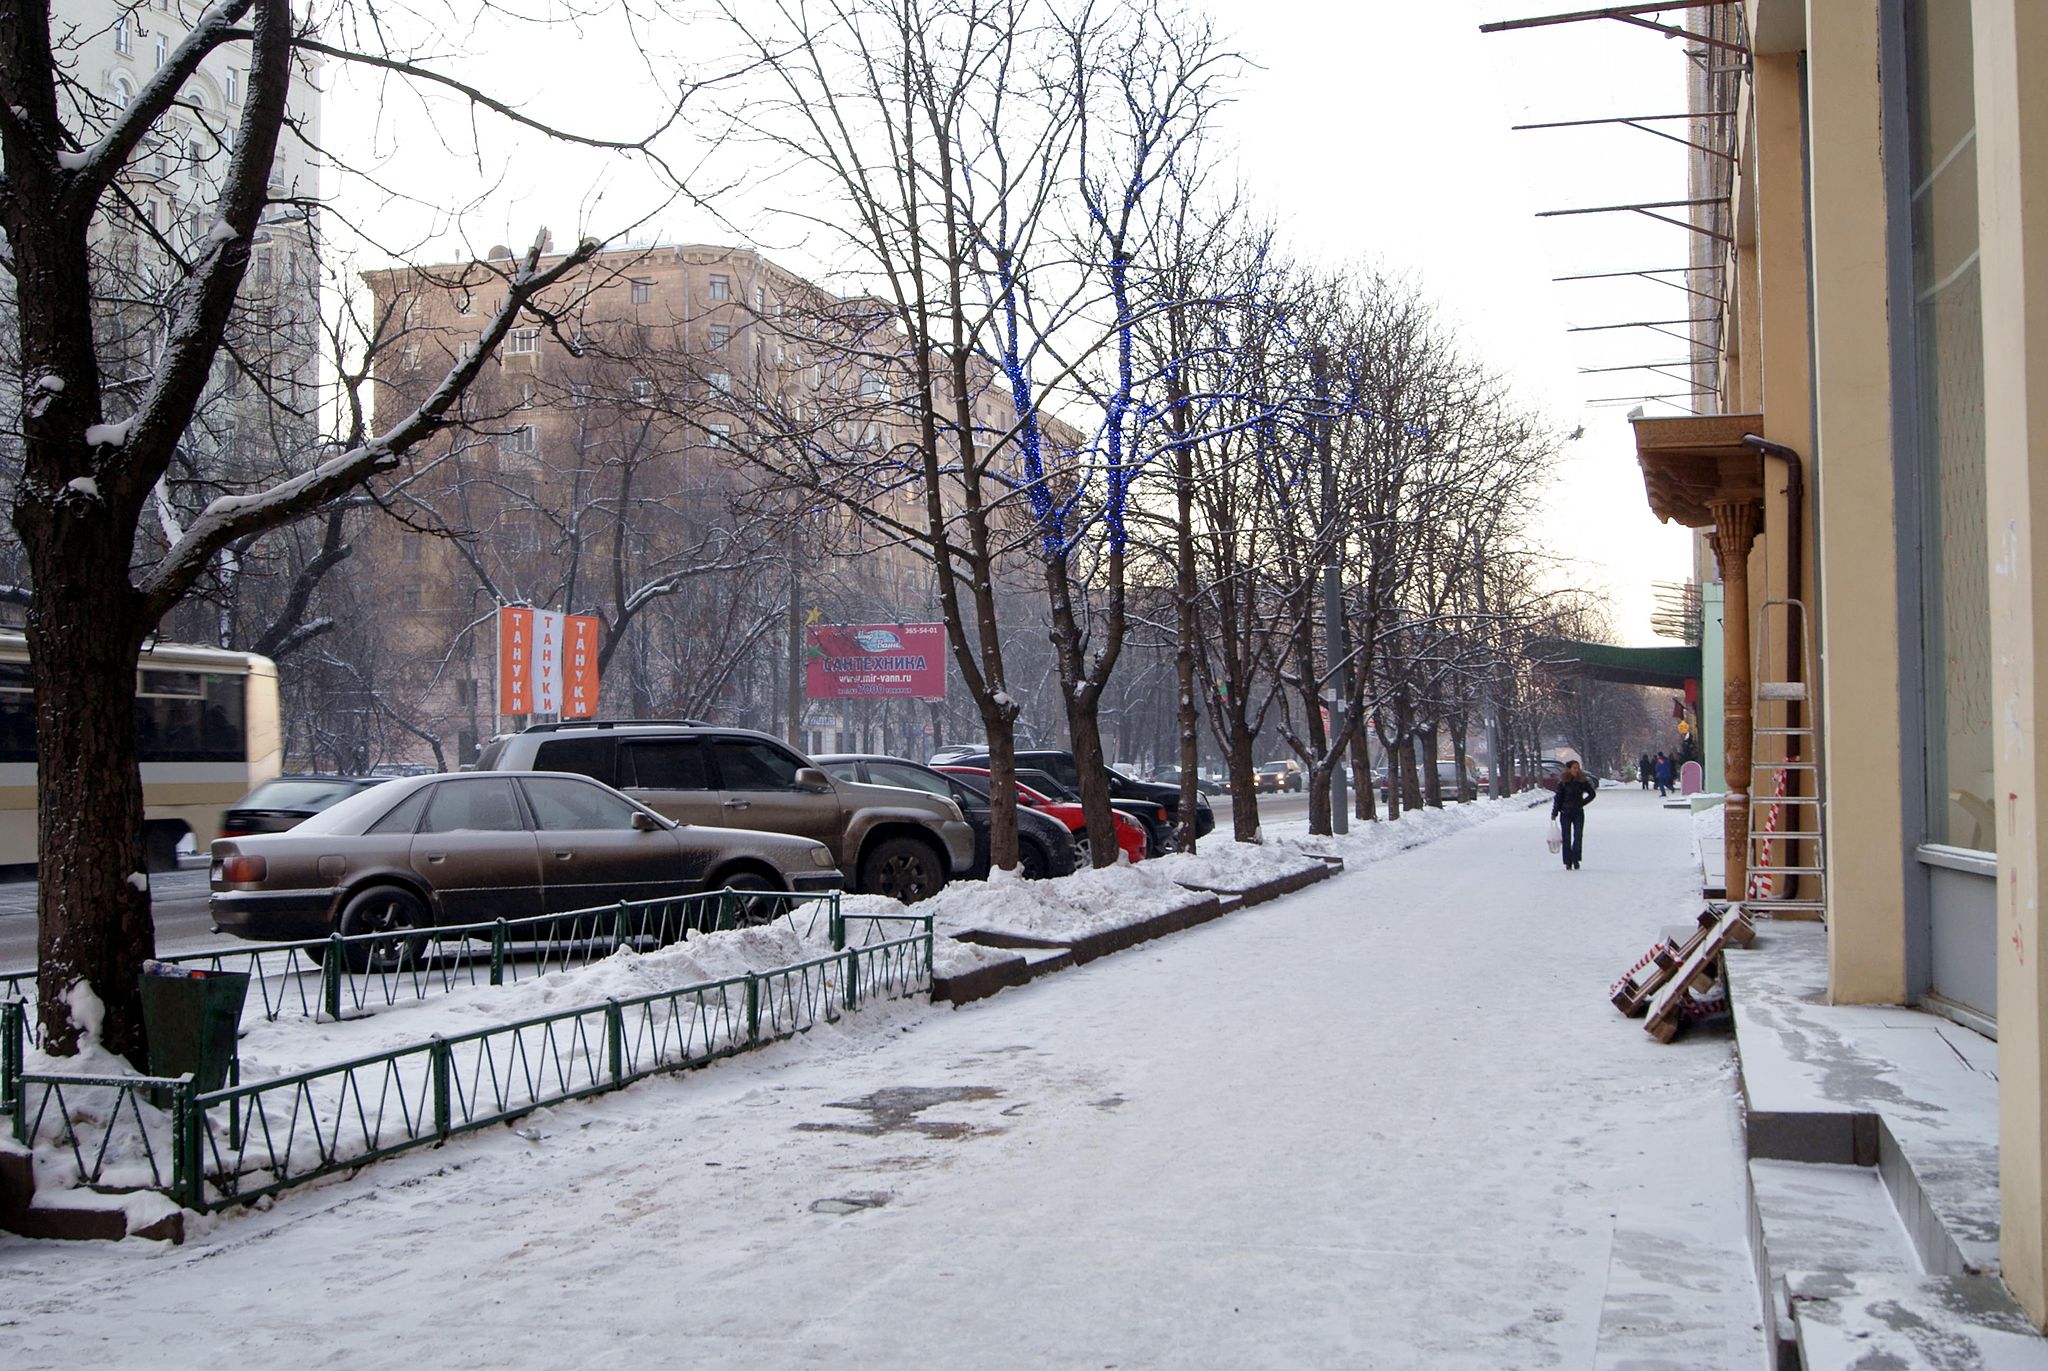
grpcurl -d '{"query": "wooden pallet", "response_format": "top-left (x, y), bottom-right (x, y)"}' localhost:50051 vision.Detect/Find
top-left (1644, 906), bottom-right (1752, 1043)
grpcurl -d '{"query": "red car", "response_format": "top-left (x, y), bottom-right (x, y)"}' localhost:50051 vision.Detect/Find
top-left (937, 766), bottom-right (1149, 866)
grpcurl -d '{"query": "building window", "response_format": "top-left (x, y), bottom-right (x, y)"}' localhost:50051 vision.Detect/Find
top-left (860, 372), bottom-right (887, 402)
top-left (631, 377), bottom-right (654, 401)
top-left (519, 382), bottom-right (535, 407)
top-left (1906, 0), bottom-right (1992, 853)
top-left (114, 18), bottom-right (132, 54)
top-left (224, 69), bottom-right (239, 106)
top-left (707, 371), bottom-right (731, 395)
top-left (454, 679), bottom-right (477, 706)
top-left (775, 343), bottom-right (786, 365)
top-left (631, 278), bottom-right (652, 304)
top-left (454, 289), bottom-right (474, 316)
top-left (402, 538), bottom-right (422, 563)
top-left (507, 327), bottom-right (539, 354)
top-left (708, 323), bottom-right (730, 350)
top-left (500, 424), bottom-right (538, 458)
top-left (154, 35), bottom-right (167, 68)
top-left (707, 422), bottom-right (731, 447)
top-left (400, 586), bottom-right (422, 610)
top-left (754, 285), bottom-right (765, 311)
top-left (708, 274), bottom-right (730, 301)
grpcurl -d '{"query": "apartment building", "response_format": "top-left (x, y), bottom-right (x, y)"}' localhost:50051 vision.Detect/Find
top-left (54, 0), bottom-right (325, 479)
top-left (361, 241), bottom-right (1059, 763)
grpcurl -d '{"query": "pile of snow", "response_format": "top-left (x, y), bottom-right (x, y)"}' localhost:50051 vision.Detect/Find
top-left (1691, 799), bottom-right (1726, 877)
top-left (1263, 794), bottom-right (1532, 866)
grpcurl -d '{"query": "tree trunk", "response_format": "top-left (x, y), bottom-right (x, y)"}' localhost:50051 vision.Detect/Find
top-left (27, 565), bottom-right (153, 1060)
top-left (1350, 725), bottom-right (1376, 821)
top-left (1421, 718), bottom-right (1443, 808)
top-left (1449, 714), bottom-right (1470, 803)
top-left (1227, 725), bottom-right (1259, 842)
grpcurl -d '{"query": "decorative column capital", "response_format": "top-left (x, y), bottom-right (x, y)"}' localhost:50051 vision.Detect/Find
top-left (1707, 497), bottom-right (1763, 578)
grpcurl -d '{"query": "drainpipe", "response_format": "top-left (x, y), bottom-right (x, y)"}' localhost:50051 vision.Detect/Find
top-left (1744, 433), bottom-right (1809, 899)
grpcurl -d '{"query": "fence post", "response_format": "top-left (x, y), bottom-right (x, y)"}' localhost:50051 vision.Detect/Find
top-left (830, 898), bottom-right (844, 952)
top-left (924, 922), bottom-right (934, 979)
top-left (490, 919), bottom-right (507, 986)
top-left (606, 998), bottom-right (624, 1085)
top-left (430, 1036), bottom-right (451, 1142)
top-left (845, 948), bottom-right (859, 1012)
top-left (0, 1000), bottom-right (20, 1120)
top-left (745, 974), bottom-right (760, 1045)
top-left (172, 1075), bottom-right (203, 1211)
top-left (322, 936), bottom-right (344, 1020)
top-left (615, 901), bottom-right (631, 955)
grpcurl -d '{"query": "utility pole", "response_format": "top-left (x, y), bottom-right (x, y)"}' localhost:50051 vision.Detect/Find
top-left (1315, 345), bottom-right (1349, 834)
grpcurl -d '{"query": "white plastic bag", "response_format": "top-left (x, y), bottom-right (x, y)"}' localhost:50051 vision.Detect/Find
top-left (1546, 819), bottom-right (1563, 854)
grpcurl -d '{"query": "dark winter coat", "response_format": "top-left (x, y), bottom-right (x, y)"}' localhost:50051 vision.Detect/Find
top-left (1551, 777), bottom-right (1598, 818)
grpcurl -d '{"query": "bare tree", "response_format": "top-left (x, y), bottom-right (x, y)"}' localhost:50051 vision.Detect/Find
top-left (1, 0), bottom-right (698, 1060)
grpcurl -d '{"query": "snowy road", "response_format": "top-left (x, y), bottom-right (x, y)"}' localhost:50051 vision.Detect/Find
top-left (0, 788), bottom-right (1761, 1368)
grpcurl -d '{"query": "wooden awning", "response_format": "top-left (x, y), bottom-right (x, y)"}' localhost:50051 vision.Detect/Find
top-left (1629, 412), bottom-right (1766, 527)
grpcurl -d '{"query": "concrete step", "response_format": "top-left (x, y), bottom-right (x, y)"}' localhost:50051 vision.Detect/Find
top-left (1787, 1270), bottom-right (2048, 1369)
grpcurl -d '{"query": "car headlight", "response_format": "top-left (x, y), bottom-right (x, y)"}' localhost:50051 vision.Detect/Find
top-left (809, 847), bottom-right (836, 869)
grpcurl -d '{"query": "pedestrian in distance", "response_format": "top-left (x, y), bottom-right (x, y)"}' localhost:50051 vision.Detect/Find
top-left (1638, 753), bottom-right (1651, 790)
top-left (1652, 751), bottom-right (1674, 797)
top-left (1551, 759), bottom-right (1597, 870)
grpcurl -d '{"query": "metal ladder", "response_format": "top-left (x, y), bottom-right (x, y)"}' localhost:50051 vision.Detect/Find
top-left (1745, 599), bottom-right (1826, 919)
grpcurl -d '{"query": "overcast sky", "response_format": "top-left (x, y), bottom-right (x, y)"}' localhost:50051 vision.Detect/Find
top-left (330, 0), bottom-right (1700, 644)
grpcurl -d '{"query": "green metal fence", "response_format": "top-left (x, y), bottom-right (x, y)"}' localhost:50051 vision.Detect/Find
top-left (2, 888), bottom-right (847, 1047)
top-left (4, 907), bottom-right (932, 1213)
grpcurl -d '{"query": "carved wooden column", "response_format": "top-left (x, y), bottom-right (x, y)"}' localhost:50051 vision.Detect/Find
top-left (1708, 497), bottom-right (1763, 899)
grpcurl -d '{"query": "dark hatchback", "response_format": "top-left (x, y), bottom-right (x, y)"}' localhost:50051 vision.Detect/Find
top-left (218, 775), bottom-right (392, 838)
top-left (813, 754), bottom-right (1078, 881)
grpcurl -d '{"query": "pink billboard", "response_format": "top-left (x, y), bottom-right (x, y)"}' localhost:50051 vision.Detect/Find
top-left (806, 623), bottom-right (947, 699)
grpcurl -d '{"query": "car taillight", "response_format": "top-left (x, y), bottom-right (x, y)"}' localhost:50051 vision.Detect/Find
top-left (220, 855), bottom-right (267, 883)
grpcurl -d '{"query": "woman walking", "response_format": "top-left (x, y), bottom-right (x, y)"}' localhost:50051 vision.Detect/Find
top-left (1551, 760), bottom-right (1597, 870)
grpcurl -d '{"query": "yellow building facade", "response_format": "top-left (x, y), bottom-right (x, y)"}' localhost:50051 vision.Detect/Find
top-left (1623, 0), bottom-right (2048, 1325)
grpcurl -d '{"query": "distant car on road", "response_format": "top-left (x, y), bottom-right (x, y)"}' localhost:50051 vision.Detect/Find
top-left (813, 753), bottom-right (1077, 881)
top-left (1255, 760), bottom-right (1303, 794)
top-left (210, 770), bottom-right (843, 967)
top-left (479, 720), bottom-right (975, 902)
top-left (217, 775), bottom-right (391, 839)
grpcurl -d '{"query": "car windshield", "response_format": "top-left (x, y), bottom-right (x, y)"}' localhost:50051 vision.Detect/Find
top-left (236, 779), bottom-right (371, 811)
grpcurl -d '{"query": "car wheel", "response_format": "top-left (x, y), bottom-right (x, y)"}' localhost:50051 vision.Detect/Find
top-left (334, 885), bottom-right (430, 975)
top-left (1017, 836), bottom-right (1052, 881)
top-left (860, 836), bottom-right (945, 903)
top-left (1071, 832), bottom-right (1092, 868)
top-left (712, 869), bottom-right (788, 928)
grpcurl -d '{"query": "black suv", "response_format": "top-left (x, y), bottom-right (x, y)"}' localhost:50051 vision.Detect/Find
top-left (930, 747), bottom-right (1215, 852)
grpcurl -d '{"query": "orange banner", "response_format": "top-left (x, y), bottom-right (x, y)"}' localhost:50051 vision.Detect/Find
top-left (499, 606), bottom-right (600, 718)
top-left (498, 606), bottom-right (534, 715)
top-left (564, 615), bottom-right (599, 718)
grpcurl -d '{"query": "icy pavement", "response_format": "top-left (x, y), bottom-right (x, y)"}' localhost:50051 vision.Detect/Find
top-left (0, 789), bottom-right (1763, 1368)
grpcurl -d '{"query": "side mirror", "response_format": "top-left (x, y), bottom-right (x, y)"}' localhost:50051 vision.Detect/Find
top-left (793, 767), bottom-right (833, 793)
top-left (631, 810), bottom-right (662, 832)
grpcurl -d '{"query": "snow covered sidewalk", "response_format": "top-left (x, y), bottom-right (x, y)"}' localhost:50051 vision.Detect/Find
top-left (0, 788), bottom-right (1761, 1368)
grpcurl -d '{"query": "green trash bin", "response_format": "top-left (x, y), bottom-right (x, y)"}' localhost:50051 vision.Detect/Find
top-left (139, 962), bottom-right (249, 1094)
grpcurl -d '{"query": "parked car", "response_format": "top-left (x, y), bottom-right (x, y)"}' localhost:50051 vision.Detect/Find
top-left (930, 746), bottom-right (1213, 849)
top-left (210, 770), bottom-right (844, 966)
top-left (813, 753), bottom-right (1077, 881)
top-left (217, 775), bottom-right (391, 838)
top-left (936, 766), bottom-right (1149, 866)
top-left (1255, 760), bottom-right (1303, 793)
top-left (1013, 768), bottom-right (1172, 857)
top-left (479, 720), bottom-right (975, 902)
top-left (1377, 762), bottom-right (1486, 803)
